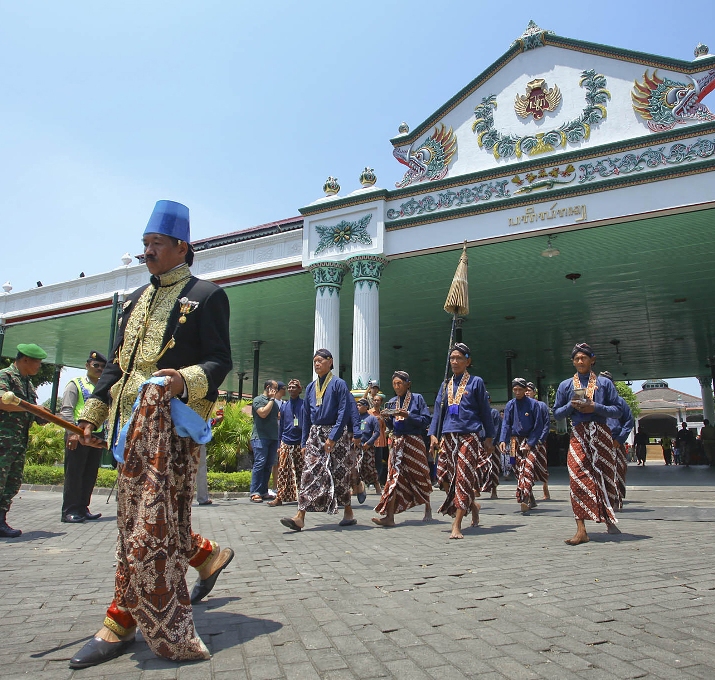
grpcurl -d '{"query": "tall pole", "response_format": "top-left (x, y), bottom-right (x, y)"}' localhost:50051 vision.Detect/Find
top-left (237, 371), bottom-right (248, 401)
top-left (454, 317), bottom-right (464, 343)
top-left (49, 364), bottom-right (62, 414)
top-left (252, 341), bottom-right (263, 398)
top-left (107, 292), bottom-right (119, 358)
top-left (505, 350), bottom-right (516, 400)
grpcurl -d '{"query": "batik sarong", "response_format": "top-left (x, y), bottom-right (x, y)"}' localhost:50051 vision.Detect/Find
top-left (513, 438), bottom-right (548, 504)
top-left (353, 445), bottom-right (379, 486)
top-left (437, 432), bottom-right (490, 517)
top-left (298, 425), bottom-right (354, 514)
top-left (480, 448), bottom-right (501, 493)
top-left (106, 381), bottom-right (209, 661)
top-left (274, 443), bottom-right (304, 502)
top-left (614, 441), bottom-right (627, 510)
top-left (375, 434), bottom-right (431, 516)
top-left (533, 442), bottom-right (549, 482)
top-left (568, 421), bottom-right (618, 524)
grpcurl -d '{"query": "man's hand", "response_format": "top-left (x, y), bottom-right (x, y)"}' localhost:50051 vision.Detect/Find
top-left (324, 438), bottom-right (336, 452)
top-left (153, 368), bottom-right (186, 397)
top-left (499, 441), bottom-right (506, 454)
top-left (484, 437), bottom-right (494, 455)
top-left (352, 436), bottom-right (362, 447)
top-left (77, 420), bottom-right (106, 448)
top-left (572, 397), bottom-right (596, 413)
top-left (67, 433), bottom-right (80, 451)
top-left (430, 434), bottom-right (440, 452)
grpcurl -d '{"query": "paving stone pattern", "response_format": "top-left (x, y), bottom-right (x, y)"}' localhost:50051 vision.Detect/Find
top-left (2, 465), bottom-right (715, 679)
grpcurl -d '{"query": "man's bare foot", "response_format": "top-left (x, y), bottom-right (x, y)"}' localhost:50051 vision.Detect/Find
top-left (371, 516), bottom-right (395, 527)
top-left (520, 502), bottom-right (530, 514)
top-left (95, 625), bottom-right (134, 643)
top-left (606, 522), bottom-right (621, 534)
top-left (423, 506), bottom-right (432, 522)
top-left (471, 502), bottom-right (480, 526)
top-left (267, 498), bottom-right (282, 507)
top-left (565, 532), bottom-right (590, 545)
top-left (490, 490), bottom-right (498, 499)
top-left (375, 484), bottom-right (382, 495)
top-left (198, 546), bottom-right (234, 580)
top-left (449, 520), bottom-right (464, 539)
top-left (541, 494), bottom-right (551, 500)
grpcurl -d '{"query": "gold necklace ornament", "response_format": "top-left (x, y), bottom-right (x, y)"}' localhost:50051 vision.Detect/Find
top-left (572, 371), bottom-right (598, 400)
top-left (315, 371), bottom-right (333, 406)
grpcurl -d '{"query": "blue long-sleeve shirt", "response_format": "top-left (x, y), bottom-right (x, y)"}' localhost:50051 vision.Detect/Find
top-left (358, 412), bottom-right (379, 445)
top-left (535, 400), bottom-right (550, 442)
top-left (490, 407), bottom-right (501, 443)
top-left (553, 373), bottom-right (622, 425)
top-left (384, 392), bottom-right (431, 436)
top-left (301, 374), bottom-right (353, 446)
top-left (500, 396), bottom-right (543, 448)
top-left (428, 373), bottom-right (495, 439)
top-left (347, 395), bottom-right (362, 440)
top-left (280, 397), bottom-right (304, 445)
top-left (607, 396), bottom-right (634, 444)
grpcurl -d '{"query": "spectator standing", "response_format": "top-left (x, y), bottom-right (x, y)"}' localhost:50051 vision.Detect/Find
top-left (676, 422), bottom-right (694, 467)
top-left (59, 350), bottom-right (107, 523)
top-left (249, 380), bottom-right (280, 502)
top-left (699, 419), bottom-right (715, 466)
top-left (634, 428), bottom-right (648, 466)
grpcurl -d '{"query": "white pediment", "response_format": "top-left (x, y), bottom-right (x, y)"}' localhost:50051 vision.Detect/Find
top-left (391, 26), bottom-right (715, 188)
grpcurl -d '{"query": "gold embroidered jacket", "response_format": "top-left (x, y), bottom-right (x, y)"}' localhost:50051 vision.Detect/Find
top-left (79, 264), bottom-right (232, 443)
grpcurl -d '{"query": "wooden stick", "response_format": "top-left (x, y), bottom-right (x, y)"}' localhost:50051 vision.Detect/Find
top-left (2, 390), bottom-right (89, 437)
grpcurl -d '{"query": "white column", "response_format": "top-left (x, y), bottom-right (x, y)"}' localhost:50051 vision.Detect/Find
top-left (347, 255), bottom-right (388, 391)
top-left (309, 262), bottom-right (348, 374)
top-left (698, 376), bottom-right (715, 423)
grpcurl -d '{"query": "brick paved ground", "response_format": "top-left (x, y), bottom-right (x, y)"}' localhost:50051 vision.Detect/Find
top-left (2, 463), bottom-right (714, 679)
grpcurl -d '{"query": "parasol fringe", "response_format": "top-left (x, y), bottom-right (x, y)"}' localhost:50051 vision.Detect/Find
top-left (443, 241), bottom-right (469, 316)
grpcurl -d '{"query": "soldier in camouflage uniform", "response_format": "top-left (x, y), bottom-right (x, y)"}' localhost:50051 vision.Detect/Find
top-left (0, 343), bottom-right (48, 538)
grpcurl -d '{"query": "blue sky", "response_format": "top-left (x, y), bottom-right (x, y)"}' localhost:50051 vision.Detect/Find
top-left (1, 1), bottom-right (713, 399)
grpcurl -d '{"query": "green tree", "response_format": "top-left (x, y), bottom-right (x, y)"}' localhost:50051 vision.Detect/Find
top-left (614, 381), bottom-right (640, 418)
top-left (25, 422), bottom-right (65, 466)
top-left (206, 401), bottom-right (253, 472)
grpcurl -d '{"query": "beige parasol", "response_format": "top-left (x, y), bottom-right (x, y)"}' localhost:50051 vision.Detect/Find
top-left (443, 241), bottom-right (469, 316)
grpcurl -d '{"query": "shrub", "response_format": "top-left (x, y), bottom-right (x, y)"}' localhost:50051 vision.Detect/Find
top-left (25, 423), bottom-right (66, 466)
top-left (22, 465), bottom-right (246, 491)
top-left (206, 401), bottom-right (253, 472)
top-left (23, 464), bottom-right (64, 486)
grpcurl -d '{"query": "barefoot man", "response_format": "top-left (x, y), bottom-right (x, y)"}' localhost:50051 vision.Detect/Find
top-left (280, 349), bottom-right (358, 531)
top-left (553, 343), bottom-right (623, 545)
top-left (525, 382), bottom-right (551, 501)
top-left (372, 371), bottom-right (432, 527)
top-left (429, 343), bottom-right (495, 539)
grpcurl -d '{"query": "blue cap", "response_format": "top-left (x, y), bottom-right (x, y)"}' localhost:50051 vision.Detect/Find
top-left (143, 200), bottom-right (190, 241)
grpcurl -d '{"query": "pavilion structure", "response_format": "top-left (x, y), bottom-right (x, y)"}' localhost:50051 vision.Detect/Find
top-left (2, 23), bottom-right (715, 412)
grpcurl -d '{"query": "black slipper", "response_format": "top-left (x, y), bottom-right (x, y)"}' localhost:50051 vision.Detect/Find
top-left (190, 548), bottom-right (235, 604)
top-left (280, 517), bottom-right (302, 531)
top-left (338, 518), bottom-right (357, 526)
top-left (69, 636), bottom-right (134, 669)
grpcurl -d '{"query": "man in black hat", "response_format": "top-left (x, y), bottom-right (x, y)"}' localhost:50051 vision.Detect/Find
top-left (553, 343), bottom-right (623, 545)
top-left (499, 378), bottom-right (546, 514)
top-left (60, 351), bottom-right (107, 523)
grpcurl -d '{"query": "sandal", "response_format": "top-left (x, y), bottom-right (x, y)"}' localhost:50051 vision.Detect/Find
top-left (250, 494), bottom-right (263, 503)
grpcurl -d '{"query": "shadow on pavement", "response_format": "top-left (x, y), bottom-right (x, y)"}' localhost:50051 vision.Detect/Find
top-left (11, 530), bottom-right (65, 541)
top-left (588, 532), bottom-right (652, 542)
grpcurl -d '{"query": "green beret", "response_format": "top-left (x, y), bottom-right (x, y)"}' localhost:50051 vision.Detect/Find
top-left (17, 343), bottom-right (47, 360)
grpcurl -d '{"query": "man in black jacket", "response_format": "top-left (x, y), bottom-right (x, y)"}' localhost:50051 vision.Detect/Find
top-left (70, 200), bottom-right (234, 669)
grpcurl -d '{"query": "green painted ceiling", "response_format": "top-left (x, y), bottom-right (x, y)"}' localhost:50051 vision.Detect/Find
top-left (4, 206), bottom-right (714, 403)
